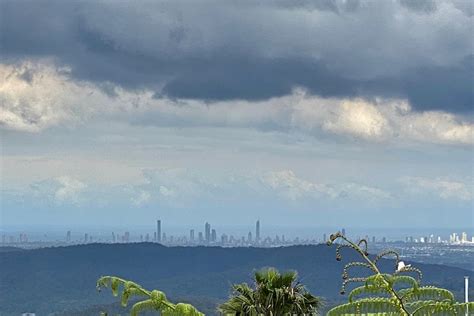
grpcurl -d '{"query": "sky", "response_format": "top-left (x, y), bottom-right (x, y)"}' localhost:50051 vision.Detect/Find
top-left (0, 0), bottom-right (473, 229)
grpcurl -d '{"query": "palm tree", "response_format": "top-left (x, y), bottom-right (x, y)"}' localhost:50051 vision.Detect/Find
top-left (218, 268), bottom-right (322, 315)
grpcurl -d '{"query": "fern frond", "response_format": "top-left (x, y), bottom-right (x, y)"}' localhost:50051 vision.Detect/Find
top-left (394, 266), bottom-right (423, 282)
top-left (96, 276), bottom-right (203, 315)
top-left (451, 302), bottom-right (474, 314)
top-left (357, 239), bottom-right (368, 255)
top-left (400, 286), bottom-right (455, 303)
top-left (374, 250), bottom-right (400, 266)
top-left (130, 299), bottom-right (156, 316)
top-left (327, 297), bottom-right (401, 316)
top-left (162, 303), bottom-right (205, 316)
top-left (411, 301), bottom-right (456, 315)
top-left (343, 262), bottom-right (377, 277)
top-left (391, 275), bottom-right (419, 290)
top-left (336, 244), bottom-right (354, 261)
top-left (340, 277), bottom-right (367, 294)
top-left (110, 277), bottom-right (121, 296)
top-left (365, 273), bottom-right (392, 288)
top-left (348, 285), bottom-right (391, 302)
top-left (405, 299), bottom-right (439, 310)
top-left (149, 289), bottom-right (167, 309)
top-left (96, 276), bottom-right (111, 290)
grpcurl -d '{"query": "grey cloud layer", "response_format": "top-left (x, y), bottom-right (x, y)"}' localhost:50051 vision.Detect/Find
top-left (1, 62), bottom-right (472, 144)
top-left (1, 0), bottom-right (472, 113)
top-left (2, 62), bottom-right (472, 145)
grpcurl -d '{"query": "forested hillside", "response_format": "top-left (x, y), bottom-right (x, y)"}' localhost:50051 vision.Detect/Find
top-left (1, 244), bottom-right (471, 315)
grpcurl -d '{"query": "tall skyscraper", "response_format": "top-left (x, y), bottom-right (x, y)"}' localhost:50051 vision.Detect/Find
top-left (256, 220), bottom-right (260, 243)
top-left (190, 229), bottom-right (195, 241)
top-left (66, 231), bottom-right (71, 242)
top-left (205, 222), bottom-right (211, 243)
top-left (157, 220), bottom-right (162, 243)
top-left (211, 229), bottom-right (217, 242)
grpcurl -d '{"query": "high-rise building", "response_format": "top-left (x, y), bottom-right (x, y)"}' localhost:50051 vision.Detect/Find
top-left (66, 231), bottom-right (71, 243)
top-left (205, 222), bottom-right (211, 243)
top-left (221, 234), bottom-right (228, 244)
top-left (256, 220), bottom-right (260, 243)
top-left (248, 231), bottom-right (253, 243)
top-left (84, 233), bottom-right (89, 243)
top-left (190, 229), bottom-right (195, 241)
top-left (461, 232), bottom-right (468, 243)
top-left (198, 232), bottom-right (204, 243)
top-left (112, 232), bottom-right (116, 243)
top-left (211, 229), bottom-right (217, 242)
top-left (157, 220), bottom-right (162, 243)
top-left (323, 233), bottom-right (327, 242)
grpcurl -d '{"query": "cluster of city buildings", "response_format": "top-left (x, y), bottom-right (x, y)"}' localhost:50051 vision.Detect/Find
top-left (137, 220), bottom-right (267, 246)
top-left (403, 232), bottom-right (474, 245)
top-left (1, 222), bottom-right (473, 248)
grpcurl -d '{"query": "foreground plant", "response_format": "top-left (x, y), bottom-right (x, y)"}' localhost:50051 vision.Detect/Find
top-left (96, 276), bottom-right (204, 316)
top-left (326, 232), bottom-right (473, 316)
top-left (219, 267), bottom-right (322, 315)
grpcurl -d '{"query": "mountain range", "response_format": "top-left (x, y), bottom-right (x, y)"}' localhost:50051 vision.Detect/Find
top-left (1, 243), bottom-right (471, 315)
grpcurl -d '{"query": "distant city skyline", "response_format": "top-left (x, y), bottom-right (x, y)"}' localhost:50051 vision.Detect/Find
top-left (2, 219), bottom-right (473, 248)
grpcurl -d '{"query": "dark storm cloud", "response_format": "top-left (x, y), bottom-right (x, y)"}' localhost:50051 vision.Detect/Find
top-left (1, 0), bottom-right (472, 113)
top-left (399, 0), bottom-right (437, 13)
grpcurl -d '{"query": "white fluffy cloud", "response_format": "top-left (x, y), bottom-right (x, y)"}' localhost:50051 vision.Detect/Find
top-left (261, 169), bottom-right (338, 200)
top-left (0, 62), bottom-right (97, 132)
top-left (261, 170), bottom-right (391, 202)
top-left (1, 61), bottom-right (472, 146)
top-left (127, 168), bottom-right (390, 207)
top-left (401, 176), bottom-right (473, 201)
top-left (131, 190), bottom-right (151, 206)
top-left (30, 176), bottom-right (87, 204)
